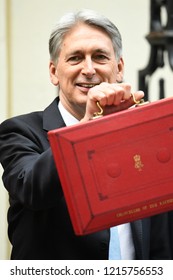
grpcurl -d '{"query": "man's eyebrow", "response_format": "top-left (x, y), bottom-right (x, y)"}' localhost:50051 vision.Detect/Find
top-left (67, 50), bottom-right (82, 56)
top-left (94, 49), bottom-right (111, 55)
top-left (95, 48), bottom-right (108, 52)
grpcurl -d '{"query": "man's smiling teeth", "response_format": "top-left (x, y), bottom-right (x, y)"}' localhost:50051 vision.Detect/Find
top-left (77, 84), bottom-right (98, 88)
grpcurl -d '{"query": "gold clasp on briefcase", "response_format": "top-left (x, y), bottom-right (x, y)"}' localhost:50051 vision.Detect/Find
top-left (130, 93), bottom-right (149, 107)
top-left (92, 101), bottom-right (104, 119)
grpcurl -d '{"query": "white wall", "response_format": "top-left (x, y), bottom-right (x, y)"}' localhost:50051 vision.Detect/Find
top-left (0, 0), bottom-right (11, 260)
top-left (0, 0), bottom-right (172, 259)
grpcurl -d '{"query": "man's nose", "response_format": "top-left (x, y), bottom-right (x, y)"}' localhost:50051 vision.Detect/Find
top-left (81, 58), bottom-right (96, 77)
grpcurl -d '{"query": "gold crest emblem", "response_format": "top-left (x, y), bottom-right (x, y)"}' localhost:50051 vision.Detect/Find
top-left (133, 154), bottom-right (144, 171)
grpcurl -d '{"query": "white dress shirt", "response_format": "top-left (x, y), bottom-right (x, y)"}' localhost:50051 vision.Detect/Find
top-left (58, 100), bottom-right (135, 260)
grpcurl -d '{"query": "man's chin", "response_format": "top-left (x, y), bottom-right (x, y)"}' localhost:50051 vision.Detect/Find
top-left (75, 94), bottom-right (88, 105)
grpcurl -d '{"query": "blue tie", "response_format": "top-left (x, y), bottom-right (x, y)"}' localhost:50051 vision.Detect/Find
top-left (109, 226), bottom-right (121, 260)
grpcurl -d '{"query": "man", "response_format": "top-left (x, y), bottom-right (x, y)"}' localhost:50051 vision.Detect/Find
top-left (0, 9), bottom-right (171, 259)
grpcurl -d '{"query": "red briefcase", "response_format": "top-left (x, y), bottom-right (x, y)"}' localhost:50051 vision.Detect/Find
top-left (48, 97), bottom-right (173, 235)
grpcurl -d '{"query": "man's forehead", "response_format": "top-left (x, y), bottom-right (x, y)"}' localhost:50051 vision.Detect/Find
top-left (61, 27), bottom-right (114, 52)
top-left (63, 22), bottom-right (112, 42)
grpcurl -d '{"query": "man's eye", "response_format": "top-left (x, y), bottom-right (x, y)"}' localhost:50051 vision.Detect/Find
top-left (68, 56), bottom-right (82, 63)
top-left (94, 54), bottom-right (109, 61)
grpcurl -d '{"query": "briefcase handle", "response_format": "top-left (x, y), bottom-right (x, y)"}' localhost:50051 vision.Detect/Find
top-left (93, 102), bottom-right (104, 119)
top-left (92, 94), bottom-right (148, 119)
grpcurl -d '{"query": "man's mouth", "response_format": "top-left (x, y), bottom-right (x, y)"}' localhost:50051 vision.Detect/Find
top-left (76, 83), bottom-right (99, 88)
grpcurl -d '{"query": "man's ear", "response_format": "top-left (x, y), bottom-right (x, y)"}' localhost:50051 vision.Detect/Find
top-left (49, 61), bottom-right (59, 86)
top-left (116, 57), bottom-right (124, 83)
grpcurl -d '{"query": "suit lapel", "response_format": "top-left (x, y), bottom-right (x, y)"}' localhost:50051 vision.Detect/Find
top-left (43, 97), bottom-right (66, 132)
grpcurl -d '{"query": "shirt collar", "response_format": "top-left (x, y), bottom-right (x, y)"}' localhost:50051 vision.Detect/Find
top-left (58, 101), bottom-right (79, 127)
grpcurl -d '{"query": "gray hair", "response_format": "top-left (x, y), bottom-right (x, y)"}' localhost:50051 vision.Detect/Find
top-left (49, 9), bottom-right (122, 64)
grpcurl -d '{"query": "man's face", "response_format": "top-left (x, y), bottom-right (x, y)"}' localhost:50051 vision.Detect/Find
top-left (49, 23), bottom-right (124, 119)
